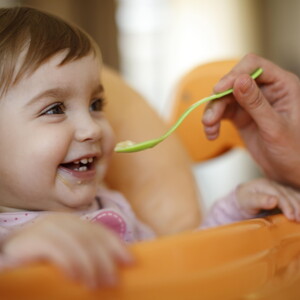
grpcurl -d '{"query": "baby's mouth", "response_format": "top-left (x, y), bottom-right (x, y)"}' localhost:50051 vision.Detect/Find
top-left (60, 157), bottom-right (96, 172)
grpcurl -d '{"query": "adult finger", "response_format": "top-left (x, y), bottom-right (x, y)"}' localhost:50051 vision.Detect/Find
top-left (202, 96), bottom-right (235, 139)
top-left (214, 54), bottom-right (282, 94)
top-left (232, 74), bottom-right (282, 134)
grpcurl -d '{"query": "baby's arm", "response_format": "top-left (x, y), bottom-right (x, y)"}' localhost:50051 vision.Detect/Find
top-left (201, 178), bottom-right (300, 228)
top-left (0, 214), bottom-right (133, 288)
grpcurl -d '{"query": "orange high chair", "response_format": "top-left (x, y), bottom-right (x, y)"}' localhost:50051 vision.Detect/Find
top-left (2, 62), bottom-right (300, 300)
top-left (1, 215), bottom-right (300, 300)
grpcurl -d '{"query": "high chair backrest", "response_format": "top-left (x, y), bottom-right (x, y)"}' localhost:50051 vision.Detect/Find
top-left (168, 59), bottom-right (244, 162)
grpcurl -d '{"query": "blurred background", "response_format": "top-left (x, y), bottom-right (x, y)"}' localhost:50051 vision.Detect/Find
top-left (2, 0), bottom-right (298, 115)
top-left (2, 0), bottom-right (299, 210)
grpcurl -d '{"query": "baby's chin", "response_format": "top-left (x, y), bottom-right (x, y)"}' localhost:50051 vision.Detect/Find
top-left (55, 179), bottom-right (99, 211)
top-left (56, 194), bottom-right (98, 212)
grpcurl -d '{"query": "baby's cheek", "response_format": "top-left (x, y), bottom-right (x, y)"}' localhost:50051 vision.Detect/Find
top-left (35, 133), bottom-right (69, 165)
top-left (102, 122), bottom-right (116, 156)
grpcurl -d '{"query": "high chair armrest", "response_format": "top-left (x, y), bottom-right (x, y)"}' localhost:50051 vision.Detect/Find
top-left (1, 214), bottom-right (300, 300)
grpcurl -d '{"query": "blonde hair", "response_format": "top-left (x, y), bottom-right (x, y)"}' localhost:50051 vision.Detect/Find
top-left (0, 6), bottom-right (100, 96)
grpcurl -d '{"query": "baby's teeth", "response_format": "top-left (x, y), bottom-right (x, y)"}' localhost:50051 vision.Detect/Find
top-left (79, 166), bottom-right (88, 172)
top-left (72, 157), bottom-right (94, 165)
top-left (80, 158), bottom-right (88, 164)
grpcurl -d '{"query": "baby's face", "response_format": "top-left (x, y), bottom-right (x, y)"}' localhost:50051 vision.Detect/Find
top-left (0, 52), bottom-right (115, 211)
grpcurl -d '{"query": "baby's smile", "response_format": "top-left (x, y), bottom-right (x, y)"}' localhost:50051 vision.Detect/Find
top-left (58, 155), bottom-right (100, 185)
top-left (60, 156), bottom-right (97, 172)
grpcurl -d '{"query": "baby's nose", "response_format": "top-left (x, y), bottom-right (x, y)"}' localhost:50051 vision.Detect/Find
top-left (74, 116), bottom-right (102, 142)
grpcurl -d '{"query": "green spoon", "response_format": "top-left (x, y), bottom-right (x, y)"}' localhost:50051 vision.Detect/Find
top-left (114, 68), bottom-right (263, 153)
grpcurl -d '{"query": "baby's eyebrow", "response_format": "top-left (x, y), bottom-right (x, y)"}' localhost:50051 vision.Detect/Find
top-left (92, 84), bottom-right (104, 95)
top-left (28, 87), bottom-right (71, 105)
top-left (27, 84), bottom-right (104, 107)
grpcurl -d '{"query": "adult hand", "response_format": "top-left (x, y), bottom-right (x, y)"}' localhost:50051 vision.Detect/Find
top-left (202, 53), bottom-right (300, 188)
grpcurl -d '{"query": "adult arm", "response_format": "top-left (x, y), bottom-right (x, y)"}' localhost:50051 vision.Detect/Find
top-left (202, 53), bottom-right (300, 188)
top-left (102, 66), bottom-right (201, 236)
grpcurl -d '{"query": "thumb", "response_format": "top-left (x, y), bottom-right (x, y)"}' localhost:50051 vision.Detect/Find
top-left (233, 74), bottom-right (279, 131)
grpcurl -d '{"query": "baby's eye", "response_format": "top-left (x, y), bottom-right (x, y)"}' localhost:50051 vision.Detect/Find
top-left (90, 98), bottom-right (105, 112)
top-left (41, 103), bottom-right (65, 115)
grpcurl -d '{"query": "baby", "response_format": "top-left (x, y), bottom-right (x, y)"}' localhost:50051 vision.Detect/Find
top-left (0, 6), bottom-right (154, 288)
top-left (0, 6), bottom-right (300, 289)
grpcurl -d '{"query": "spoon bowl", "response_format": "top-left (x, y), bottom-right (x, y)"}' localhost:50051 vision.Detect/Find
top-left (114, 68), bottom-right (263, 153)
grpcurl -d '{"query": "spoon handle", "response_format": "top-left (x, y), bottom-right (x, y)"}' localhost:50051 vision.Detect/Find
top-left (162, 67), bottom-right (263, 140)
top-left (114, 68), bottom-right (263, 153)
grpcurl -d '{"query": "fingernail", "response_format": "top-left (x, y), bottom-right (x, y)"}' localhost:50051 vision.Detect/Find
top-left (238, 76), bottom-right (253, 95)
top-left (207, 133), bottom-right (218, 140)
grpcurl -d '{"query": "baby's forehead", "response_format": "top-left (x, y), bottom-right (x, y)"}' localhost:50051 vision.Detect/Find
top-left (1, 54), bottom-right (102, 104)
top-left (23, 48), bottom-right (100, 73)
top-left (20, 50), bottom-right (101, 84)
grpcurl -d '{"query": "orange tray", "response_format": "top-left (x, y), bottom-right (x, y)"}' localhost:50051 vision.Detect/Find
top-left (1, 214), bottom-right (300, 300)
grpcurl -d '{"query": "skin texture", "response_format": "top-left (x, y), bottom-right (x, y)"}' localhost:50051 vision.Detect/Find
top-left (103, 67), bottom-right (201, 235)
top-left (236, 178), bottom-right (300, 222)
top-left (0, 53), bottom-right (133, 287)
top-left (202, 53), bottom-right (300, 188)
